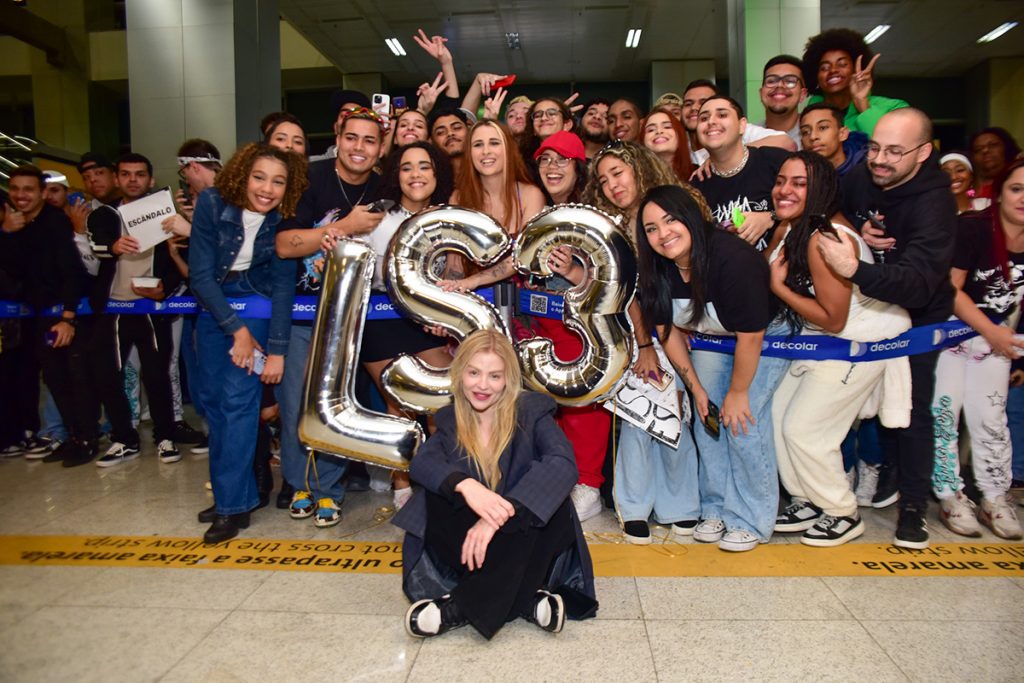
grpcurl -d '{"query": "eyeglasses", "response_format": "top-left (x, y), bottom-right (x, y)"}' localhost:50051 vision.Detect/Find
top-left (762, 75), bottom-right (802, 89)
top-left (532, 108), bottom-right (562, 121)
top-left (865, 141), bottom-right (931, 162)
top-left (537, 155), bottom-right (571, 168)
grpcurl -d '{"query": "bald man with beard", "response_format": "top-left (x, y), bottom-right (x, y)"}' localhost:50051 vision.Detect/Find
top-left (818, 108), bottom-right (957, 550)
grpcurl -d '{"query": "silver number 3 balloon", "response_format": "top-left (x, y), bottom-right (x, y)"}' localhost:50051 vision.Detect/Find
top-left (515, 204), bottom-right (637, 405)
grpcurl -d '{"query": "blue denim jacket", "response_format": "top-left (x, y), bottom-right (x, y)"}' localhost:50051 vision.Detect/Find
top-left (188, 188), bottom-right (294, 355)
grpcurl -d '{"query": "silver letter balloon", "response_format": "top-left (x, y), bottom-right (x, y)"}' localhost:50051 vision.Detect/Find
top-left (514, 204), bottom-right (637, 405)
top-left (381, 206), bottom-right (510, 413)
top-left (299, 239), bottom-right (423, 471)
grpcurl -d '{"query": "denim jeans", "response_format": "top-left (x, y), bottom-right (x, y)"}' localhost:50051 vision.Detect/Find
top-left (179, 314), bottom-right (208, 419)
top-left (841, 417), bottom-right (883, 472)
top-left (197, 277), bottom-right (266, 515)
top-left (613, 373), bottom-right (700, 523)
top-left (1007, 384), bottom-right (1024, 481)
top-left (691, 348), bottom-right (789, 541)
top-left (275, 324), bottom-right (347, 503)
top-left (39, 386), bottom-right (68, 441)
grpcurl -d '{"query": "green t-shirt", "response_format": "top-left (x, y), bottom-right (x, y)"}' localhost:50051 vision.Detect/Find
top-left (805, 94), bottom-right (908, 136)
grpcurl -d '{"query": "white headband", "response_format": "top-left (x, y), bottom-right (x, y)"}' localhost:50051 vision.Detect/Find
top-left (939, 153), bottom-right (972, 171)
top-left (177, 155), bottom-right (222, 167)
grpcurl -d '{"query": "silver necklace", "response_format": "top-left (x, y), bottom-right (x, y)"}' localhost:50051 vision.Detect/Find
top-left (335, 167), bottom-right (368, 209)
top-left (711, 146), bottom-right (750, 178)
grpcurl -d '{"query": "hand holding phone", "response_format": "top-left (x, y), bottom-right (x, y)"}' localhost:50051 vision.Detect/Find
top-left (252, 348), bottom-right (267, 375)
top-left (704, 400), bottom-right (721, 439)
top-left (366, 199), bottom-right (395, 213)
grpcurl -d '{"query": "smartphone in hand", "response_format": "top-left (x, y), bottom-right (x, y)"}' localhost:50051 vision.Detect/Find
top-left (704, 400), bottom-right (721, 439)
top-left (252, 349), bottom-right (267, 375)
top-left (366, 198), bottom-right (395, 213)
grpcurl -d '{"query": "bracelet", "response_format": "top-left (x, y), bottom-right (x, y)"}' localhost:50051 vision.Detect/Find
top-left (638, 342), bottom-right (654, 349)
top-left (60, 317), bottom-right (78, 327)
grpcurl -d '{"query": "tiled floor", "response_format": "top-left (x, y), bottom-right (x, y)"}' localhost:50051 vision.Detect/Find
top-left (1, 440), bottom-right (1022, 682)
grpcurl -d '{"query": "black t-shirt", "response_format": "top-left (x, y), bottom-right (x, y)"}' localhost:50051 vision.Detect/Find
top-left (954, 213), bottom-right (1024, 320)
top-left (279, 158), bottom-right (380, 300)
top-left (692, 146), bottom-right (789, 252)
top-left (656, 229), bottom-right (774, 334)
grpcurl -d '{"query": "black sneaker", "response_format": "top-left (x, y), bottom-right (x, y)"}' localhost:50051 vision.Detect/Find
top-left (190, 437), bottom-right (209, 455)
top-left (43, 439), bottom-right (78, 464)
top-left (872, 461), bottom-right (900, 508)
top-left (801, 513), bottom-right (865, 547)
top-left (62, 439), bottom-right (99, 468)
top-left (894, 505), bottom-right (929, 549)
top-left (405, 594), bottom-right (467, 638)
top-left (623, 520), bottom-right (651, 545)
top-left (526, 589), bottom-right (565, 633)
top-left (774, 499), bottom-right (823, 532)
top-left (173, 420), bottom-right (205, 444)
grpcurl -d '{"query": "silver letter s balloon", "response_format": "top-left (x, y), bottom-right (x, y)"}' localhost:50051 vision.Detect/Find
top-left (299, 239), bottom-right (423, 470)
top-left (514, 204), bottom-right (637, 405)
top-left (381, 206), bottom-right (510, 413)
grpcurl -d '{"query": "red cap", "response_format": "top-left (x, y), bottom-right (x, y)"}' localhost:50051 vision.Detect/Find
top-left (533, 131), bottom-right (586, 164)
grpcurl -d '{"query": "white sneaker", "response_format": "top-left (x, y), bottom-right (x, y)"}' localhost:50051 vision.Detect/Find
top-left (157, 439), bottom-right (181, 464)
top-left (693, 518), bottom-right (726, 543)
top-left (719, 529), bottom-right (763, 552)
top-left (939, 491), bottom-right (982, 537)
top-left (979, 494), bottom-right (1023, 540)
top-left (570, 484), bottom-right (603, 522)
top-left (854, 462), bottom-right (880, 507)
top-left (368, 465), bottom-right (393, 493)
top-left (95, 441), bottom-right (141, 468)
top-left (393, 486), bottom-right (413, 511)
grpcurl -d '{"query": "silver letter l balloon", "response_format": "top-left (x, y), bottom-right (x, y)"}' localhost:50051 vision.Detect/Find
top-left (299, 239), bottom-right (423, 470)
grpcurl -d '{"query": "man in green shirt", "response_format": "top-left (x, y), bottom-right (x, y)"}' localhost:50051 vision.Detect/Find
top-left (801, 28), bottom-right (907, 136)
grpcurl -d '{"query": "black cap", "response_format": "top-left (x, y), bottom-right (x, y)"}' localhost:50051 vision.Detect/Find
top-left (330, 89), bottom-right (371, 117)
top-left (78, 152), bottom-right (114, 173)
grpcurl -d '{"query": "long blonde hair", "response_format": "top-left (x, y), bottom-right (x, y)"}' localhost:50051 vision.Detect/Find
top-left (449, 330), bottom-right (523, 490)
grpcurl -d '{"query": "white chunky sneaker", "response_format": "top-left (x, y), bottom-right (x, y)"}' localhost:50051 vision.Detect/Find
top-left (570, 484), bottom-right (603, 522)
top-left (938, 491), bottom-right (982, 538)
top-left (979, 494), bottom-right (1023, 540)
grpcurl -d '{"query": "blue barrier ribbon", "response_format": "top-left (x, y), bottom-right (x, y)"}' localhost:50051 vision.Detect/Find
top-left (0, 289), bottom-right (977, 361)
top-left (1, 287), bottom-right (497, 323)
top-left (689, 318), bottom-right (979, 362)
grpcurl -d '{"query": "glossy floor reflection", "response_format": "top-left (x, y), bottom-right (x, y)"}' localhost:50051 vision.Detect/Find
top-left (0, 438), bottom-right (1022, 682)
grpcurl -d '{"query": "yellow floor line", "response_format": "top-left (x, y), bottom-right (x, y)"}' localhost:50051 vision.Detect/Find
top-left (1, 534), bottom-right (1023, 577)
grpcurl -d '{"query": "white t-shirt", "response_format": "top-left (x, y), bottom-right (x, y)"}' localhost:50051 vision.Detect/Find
top-left (231, 210), bottom-right (265, 272)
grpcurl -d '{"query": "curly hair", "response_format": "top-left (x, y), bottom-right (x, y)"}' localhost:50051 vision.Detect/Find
top-left (519, 97), bottom-right (575, 162)
top-left (583, 141), bottom-right (710, 245)
top-left (802, 28), bottom-right (872, 94)
top-left (372, 141), bottom-right (454, 210)
top-left (215, 143), bottom-right (309, 218)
